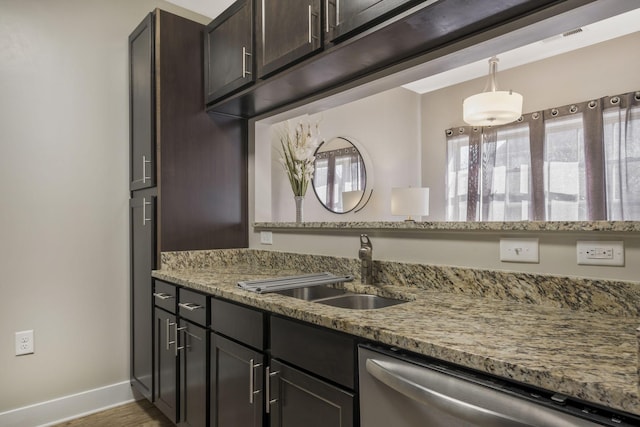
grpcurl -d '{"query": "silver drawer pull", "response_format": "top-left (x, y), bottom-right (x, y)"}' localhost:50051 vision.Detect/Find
top-left (242, 47), bottom-right (252, 78)
top-left (142, 198), bottom-right (152, 226)
top-left (266, 367), bottom-right (279, 413)
top-left (178, 302), bottom-right (203, 311)
top-left (142, 155), bottom-right (151, 183)
top-left (249, 359), bottom-right (262, 404)
top-left (153, 292), bottom-right (174, 300)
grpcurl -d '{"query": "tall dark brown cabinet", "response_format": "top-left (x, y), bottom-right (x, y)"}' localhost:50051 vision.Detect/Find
top-left (129, 9), bottom-right (247, 402)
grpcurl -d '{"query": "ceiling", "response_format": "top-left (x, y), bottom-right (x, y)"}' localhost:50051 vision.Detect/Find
top-left (164, 0), bottom-right (234, 19)
top-left (165, 1), bottom-right (640, 95)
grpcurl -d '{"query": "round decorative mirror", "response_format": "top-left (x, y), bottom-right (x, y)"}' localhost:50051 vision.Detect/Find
top-left (312, 137), bottom-right (372, 214)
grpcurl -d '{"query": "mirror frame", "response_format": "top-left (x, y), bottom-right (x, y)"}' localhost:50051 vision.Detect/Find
top-left (311, 136), bottom-right (373, 214)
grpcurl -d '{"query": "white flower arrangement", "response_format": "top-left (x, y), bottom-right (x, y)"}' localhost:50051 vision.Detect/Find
top-left (277, 120), bottom-right (321, 197)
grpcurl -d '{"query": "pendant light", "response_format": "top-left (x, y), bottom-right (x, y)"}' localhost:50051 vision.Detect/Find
top-left (463, 56), bottom-right (523, 126)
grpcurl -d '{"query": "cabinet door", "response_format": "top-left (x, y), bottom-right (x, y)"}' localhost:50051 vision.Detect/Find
top-left (257, 0), bottom-right (322, 78)
top-left (269, 359), bottom-right (354, 427)
top-left (180, 320), bottom-right (208, 427)
top-left (154, 308), bottom-right (178, 424)
top-left (205, 0), bottom-right (254, 104)
top-left (129, 13), bottom-right (155, 191)
top-left (211, 334), bottom-right (264, 427)
top-left (325, 0), bottom-right (416, 43)
top-left (130, 191), bottom-right (156, 400)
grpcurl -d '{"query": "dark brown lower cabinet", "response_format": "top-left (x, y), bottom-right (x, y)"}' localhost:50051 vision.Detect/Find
top-left (268, 359), bottom-right (354, 427)
top-left (130, 190), bottom-right (156, 400)
top-left (180, 320), bottom-right (208, 427)
top-left (154, 307), bottom-right (178, 424)
top-left (210, 334), bottom-right (265, 427)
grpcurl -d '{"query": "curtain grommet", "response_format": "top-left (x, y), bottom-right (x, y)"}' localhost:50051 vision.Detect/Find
top-left (610, 96), bottom-right (620, 105)
top-left (458, 127), bottom-right (465, 134)
top-left (445, 129), bottom-right (453, 136)
top-left (517, 116), bottom-right (524, 122)
top-left (532, 112), bottom-right (540, 120)
top-left (551, 108), bottom-right (559, 116)
top-left (569, 105), bottom-right (578, 114)
top-left (588, 100), bottom-right (597, 109)
top-left (634, 92), bottom-right (640, 101)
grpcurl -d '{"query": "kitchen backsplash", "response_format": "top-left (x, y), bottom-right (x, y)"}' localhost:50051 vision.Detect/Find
top-left (160, 249), bottom-right (640, 318)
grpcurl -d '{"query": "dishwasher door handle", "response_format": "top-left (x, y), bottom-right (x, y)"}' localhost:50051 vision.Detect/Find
top-left (366, 358), bottom-right (533, 427)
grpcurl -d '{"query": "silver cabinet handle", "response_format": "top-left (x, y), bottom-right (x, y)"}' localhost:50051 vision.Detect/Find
top-left (242, 47), bottom-right (252, 78)
top-left (142, 198), bottom-right (152, 226)
top-left (325, 0), bottom-right (339, 31)
top-left (175, 323), bottom-right (187, 357)
top-left (265, 366), bottom-right (279, 414)
top-left (366, 359), bottom-right (531, 427)
top-left (178, 302), bottom-right (203, 311)
top-left (308, 5), bottom-right (312, 44)
top-left (249, 359), bottom-right (262, 404)
top-left (308, 4), bottom-right (319, 44)
top-left (153, 292), bottom-right (174, 300)
top-left (166, 318), bottom-right (175, 351)
top-left (142, 155), bottom-right (151, 184)
top-left (325, 0), bottom-right (329, 32)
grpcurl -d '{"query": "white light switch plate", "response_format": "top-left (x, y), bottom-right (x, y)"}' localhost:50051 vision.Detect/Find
top-left (260, 231), bottom-right (273, 245)
top-left (577, 241), bottom-right (624, 266)
top-left (500, 238), bottom-right (539, 263)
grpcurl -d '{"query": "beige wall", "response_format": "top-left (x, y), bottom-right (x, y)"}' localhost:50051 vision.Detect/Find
top-left (249, 33), bottom-right (640, 283)
top-left (0, 0), bottom-right (208, 413)
top-left (261, 88), bottom-right (422, 222)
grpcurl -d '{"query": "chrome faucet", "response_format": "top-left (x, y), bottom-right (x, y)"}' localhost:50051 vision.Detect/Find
top-left (359, 234), bottom-right (374, 284)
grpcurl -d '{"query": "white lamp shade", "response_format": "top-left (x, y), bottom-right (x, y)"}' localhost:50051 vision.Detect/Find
top-left (342, 190), bottom-right (363, 211)
top-left (463, 90), bottom-right (523, 126)
top-left (391, 187), bottom-right (429, 218)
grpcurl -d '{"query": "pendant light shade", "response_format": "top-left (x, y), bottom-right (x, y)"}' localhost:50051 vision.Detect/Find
top-left (463, 57), bottom-right (523, 126)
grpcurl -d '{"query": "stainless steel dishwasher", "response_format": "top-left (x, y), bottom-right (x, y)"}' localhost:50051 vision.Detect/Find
top-left (358, 345), bottom-right (640, 427)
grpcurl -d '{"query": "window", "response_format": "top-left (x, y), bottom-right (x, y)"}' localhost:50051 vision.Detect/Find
top-left (445, 90), bottom-right (640, 221)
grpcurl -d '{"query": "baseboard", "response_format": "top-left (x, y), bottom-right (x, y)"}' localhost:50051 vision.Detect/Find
top-left (0, 380), bottom-right (138, 427)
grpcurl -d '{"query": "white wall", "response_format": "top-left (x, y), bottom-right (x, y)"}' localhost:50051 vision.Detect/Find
top-left (258, 88), bottom-right (421, 222)
top-left (0, 0), bottom-right (208, 416)
top-left (249, 32), bottom-right (640, 283)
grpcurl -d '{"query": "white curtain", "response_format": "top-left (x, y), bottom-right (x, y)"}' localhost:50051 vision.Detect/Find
top-left (603, 93), bottom-right (640, 220)
top-left (445, 90), bottom-right (640, 221)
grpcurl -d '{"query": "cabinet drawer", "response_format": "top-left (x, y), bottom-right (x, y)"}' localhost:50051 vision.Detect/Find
top-left (179, 288), bottom-right (208, 326)
top-left (271, 316), bottom-right (355, 389)
top-left (211, 298), bottom-right (265, 350)
top-left (153, 280), bottom-right (177, 313)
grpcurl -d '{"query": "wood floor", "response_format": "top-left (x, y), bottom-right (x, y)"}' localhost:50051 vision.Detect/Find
top-left (52, 399), bottom-right (174, 427)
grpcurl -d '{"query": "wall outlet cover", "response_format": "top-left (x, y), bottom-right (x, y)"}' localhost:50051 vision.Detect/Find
top-left (577, 240), bottom-right (624, 266)
top-left (15, 330), bottom-right (34, 356)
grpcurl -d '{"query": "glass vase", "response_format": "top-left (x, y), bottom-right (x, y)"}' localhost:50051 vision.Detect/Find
top-left (295, 196), bottom-right (304, 223)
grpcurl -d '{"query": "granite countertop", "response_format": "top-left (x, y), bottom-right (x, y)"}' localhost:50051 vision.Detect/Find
top-left (152, 264), bottom-right (640, 416)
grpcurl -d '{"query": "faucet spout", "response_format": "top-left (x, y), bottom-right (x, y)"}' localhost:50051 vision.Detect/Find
top-left (359, 234), bottom-right (374, 284)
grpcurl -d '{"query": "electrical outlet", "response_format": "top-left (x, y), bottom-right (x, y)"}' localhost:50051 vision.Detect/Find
top-left (577, 241), bottom-right (624, 266)
top-left (499, 238), bottom-right (539, 263)
top-left (15, 330), bottom-right (34, 356)
top-left (260, 231), bottom-right (273, 245)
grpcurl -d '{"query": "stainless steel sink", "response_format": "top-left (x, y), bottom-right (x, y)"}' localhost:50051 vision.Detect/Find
top-left (274, 284), bottom-right (348, 301)
top-left (275, 284), bottom-right (408, 309)
top-left (315, 294), bottom-right (407, 310)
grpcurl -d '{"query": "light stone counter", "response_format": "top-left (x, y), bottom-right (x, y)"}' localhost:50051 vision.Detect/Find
top-left (153, 250), bottom-right (640, 417)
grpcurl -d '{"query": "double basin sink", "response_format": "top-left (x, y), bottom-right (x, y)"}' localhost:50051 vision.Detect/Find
top-left (275, 284), bottom-right (408, 310)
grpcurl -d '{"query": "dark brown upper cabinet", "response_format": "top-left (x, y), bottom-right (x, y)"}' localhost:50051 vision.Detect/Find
top-left (324, 0), bottom-right (416, 44)
top-left (129, 13), bottom-right (155, 191)
top-left (205, 0), bottom-right (254, 104)
top-left (257, 0), bottom-right (322, 78)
